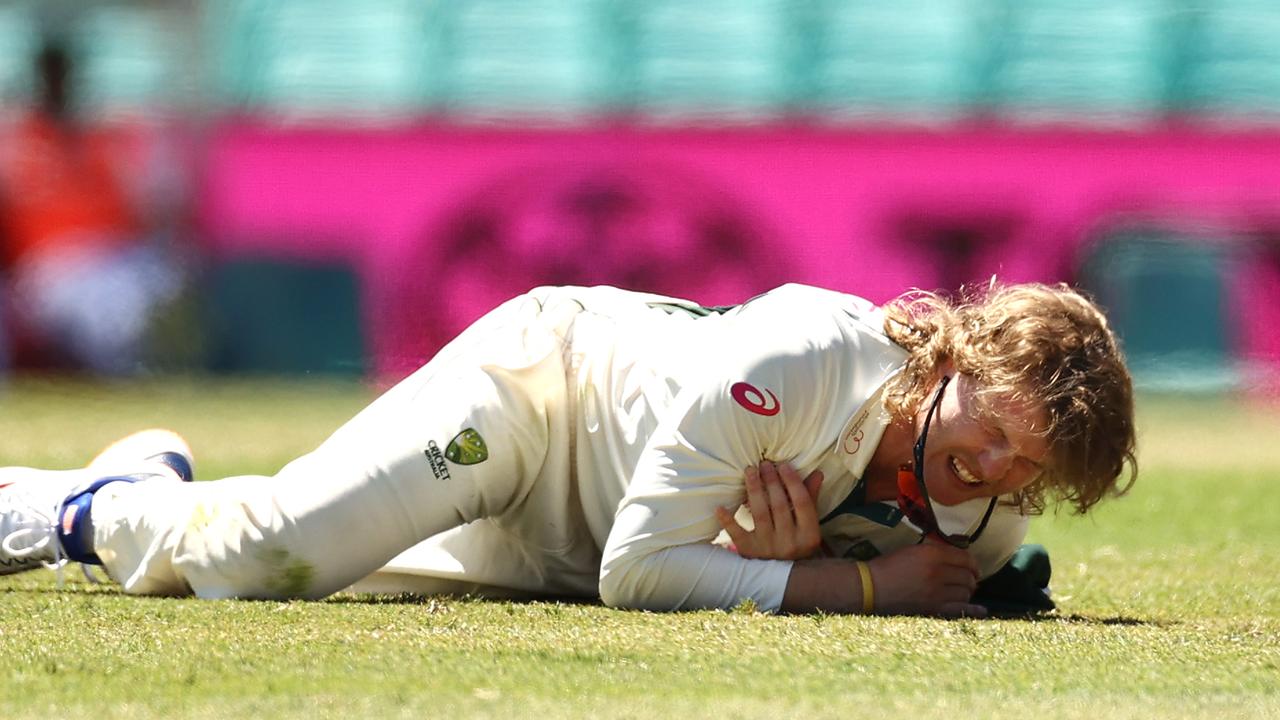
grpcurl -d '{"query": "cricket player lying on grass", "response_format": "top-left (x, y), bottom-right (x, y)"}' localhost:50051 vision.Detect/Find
top-left (0, 282), bottom-right (1136, 617)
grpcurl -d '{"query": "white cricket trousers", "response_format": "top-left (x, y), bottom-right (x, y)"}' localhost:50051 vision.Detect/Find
top-left (87, 289), bottom-right (582, 598)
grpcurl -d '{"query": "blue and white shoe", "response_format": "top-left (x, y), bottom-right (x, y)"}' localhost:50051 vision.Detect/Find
top-left (0, 429), bottom-right (195, 578)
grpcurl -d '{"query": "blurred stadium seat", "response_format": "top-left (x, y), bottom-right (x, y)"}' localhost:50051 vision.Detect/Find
top-left (204, 257), bottom-right (366, 376)
top-left (1079, 227), bottom-right (1239, 391)
top-left (209, 0), bottom-right (435, 122)
top-left (5, 1), bottom-right (1280, 129)
top-left (0, 2), bottom-right (37, 111)
top-left (439, 0), bottom-right (617, 122)
top-left (626, 0), bottom-right (802, 122)
top-left (71, 4), bottom-right (192, 120)
top-left (988, 0), bottom-right (1173, 125)
top-left (810, 0), bottom-right (986, 124)
top-left (1181, 1), bottom-right (1280, 124)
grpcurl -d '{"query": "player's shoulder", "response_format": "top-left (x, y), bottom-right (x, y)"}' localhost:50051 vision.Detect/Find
top-left (750, 283), bottom-right (876, 310)
top-left (701, 285), bottom-right (904, 388)
top-left (740, 284), bottom-right (896, 351)
top-left (538, 283), bottom-right (876, 316)
top-left (736, 284), bottom-right (881, 328)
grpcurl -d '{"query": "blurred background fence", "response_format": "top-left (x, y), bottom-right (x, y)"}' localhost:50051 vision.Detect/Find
top-left (1, 0), bottom-right (1278, 390)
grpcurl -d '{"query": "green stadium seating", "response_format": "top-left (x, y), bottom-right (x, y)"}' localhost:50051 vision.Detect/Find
top-left (1078, 228), bottom-right (1238, 391)
top-left (0, 2), bottom-right (37, 109)
top-left (625, 0), bottom-right (803, 122)
top-left (203, 258), bottom-right (366, 376)
top-left (1180, 1), bottom-right (1280, 122)
top-left (210, 0), bottom-right (435, 121)
top-left (810, 0), bottom-right (987, 124)
top-left (437, 0), bottom-right (617, 121)
top-left (989, 0), bottom-right (1174, 125)
top-left (189, 0), bottom-right (1280, 126)
top-left (72, 4), bottom-right (189, 119)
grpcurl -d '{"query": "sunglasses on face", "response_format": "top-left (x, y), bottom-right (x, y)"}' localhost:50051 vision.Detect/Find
top-left (895, 374), bottom-right (997, 549)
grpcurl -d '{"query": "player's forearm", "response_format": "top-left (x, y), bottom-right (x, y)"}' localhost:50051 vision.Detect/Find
top-left (600, 543), bottom-right (793, 611)
top-left (781, 558), bottom-right (866, 614)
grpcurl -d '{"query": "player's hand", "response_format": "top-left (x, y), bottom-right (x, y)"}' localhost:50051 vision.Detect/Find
top-left (866, 539), bottom-right (987, 618)
top-left (716, 461), bottom-right (824, 561)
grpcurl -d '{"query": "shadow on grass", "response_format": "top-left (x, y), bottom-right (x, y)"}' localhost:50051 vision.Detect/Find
top-left (0, 583), bottom-right (602, 609)
top-left (0, 584), bottom-right (1168, 628)
top-left (329, 595), bottom-right (1165, 628)
top-left (325, 592), bottom-right (603, 608)
top-left (0, 582), bottom-right (121, 597)
top-left (988, 611), bottom-right (1166, 627)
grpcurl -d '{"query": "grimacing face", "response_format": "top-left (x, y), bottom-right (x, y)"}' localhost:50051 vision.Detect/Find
top-left (915, 371), bottom-right (1049, 508)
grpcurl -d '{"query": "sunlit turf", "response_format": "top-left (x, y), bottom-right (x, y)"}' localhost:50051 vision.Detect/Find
top-left (1, 377), bottom-right (1277, 719)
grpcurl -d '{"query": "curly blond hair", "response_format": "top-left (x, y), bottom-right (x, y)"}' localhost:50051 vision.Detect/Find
top-left (882, 281), bottom-right (1136, 514)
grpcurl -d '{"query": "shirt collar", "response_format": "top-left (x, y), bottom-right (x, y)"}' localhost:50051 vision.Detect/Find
top-left (833, 370), bottom-right (898, 480)
top-left (815, 373), bottom-right (898, 523)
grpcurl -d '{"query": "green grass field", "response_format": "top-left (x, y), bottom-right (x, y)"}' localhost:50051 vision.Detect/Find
top-left (2, 377), bottom-right (1278, 719)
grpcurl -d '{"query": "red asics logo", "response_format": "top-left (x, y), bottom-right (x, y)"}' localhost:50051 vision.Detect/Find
top-left (731, 382), bottom-right (780, 416)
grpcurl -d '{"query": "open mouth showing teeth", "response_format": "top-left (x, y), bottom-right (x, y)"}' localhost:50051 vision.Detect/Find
top-left (950, 456), bottom-right (984, 486)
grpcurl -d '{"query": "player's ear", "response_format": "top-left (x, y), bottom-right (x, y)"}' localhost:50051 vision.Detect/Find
top-left (936, 357), bottom-right (956, 377)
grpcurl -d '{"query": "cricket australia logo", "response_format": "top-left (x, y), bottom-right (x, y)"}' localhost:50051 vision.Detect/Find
top-left (425, 441), bottom-right (452, 481)
top-left (731, 381), bottom-right (780, 417)
top-left (445, 428), bottom-right (489, 465)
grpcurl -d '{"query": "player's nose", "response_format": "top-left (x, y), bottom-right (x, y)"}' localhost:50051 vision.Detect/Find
top-left (978, 444), bottom-right (1014, 482)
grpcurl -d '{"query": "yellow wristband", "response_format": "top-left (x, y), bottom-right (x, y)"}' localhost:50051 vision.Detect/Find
top-left (855, 561), bottom-right (875, 614)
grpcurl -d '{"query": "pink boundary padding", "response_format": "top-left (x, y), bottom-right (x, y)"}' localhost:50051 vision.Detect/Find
top-left (198, 124), bottom-right (1280, 381)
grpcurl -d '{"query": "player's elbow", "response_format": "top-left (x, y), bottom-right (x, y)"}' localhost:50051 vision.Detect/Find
top-left (597, 558), bottom-right (649, 610)
top-left (597, 571), bottom-right (631, 610)
top-left (598, 550), bottom-right (676, 611)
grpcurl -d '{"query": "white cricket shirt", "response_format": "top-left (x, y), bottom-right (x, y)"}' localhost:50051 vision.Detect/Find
top-left (369, 284), bottom-right (1028, 611)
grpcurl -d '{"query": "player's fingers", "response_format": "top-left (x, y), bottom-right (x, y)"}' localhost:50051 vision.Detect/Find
top-left (938, 602), bottom-right (989, 620)
top-left (951, 548), bottom-right (981, 581)
top-left (937, 565), bottom-right (979, 595)
top-left (776, 462), bottom-right (807, 506)
top-left (924, 537), bottom-right (982, 581)
top-left (744, 465), bottom-right (772, 530)
top-left (775, 462), bottom-right (803, 501)
top-left (779, 464), bottom-right (821, 549)
top-left (758, 459), bottom-right (780, 485)
top-left (803, 468), bottom-right (824, 505)
top-left (761, 462), bottom-right (795, 536)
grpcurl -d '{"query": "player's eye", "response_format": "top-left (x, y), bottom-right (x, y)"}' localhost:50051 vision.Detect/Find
top-left (979, 417), bottom-right (1006, 442)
